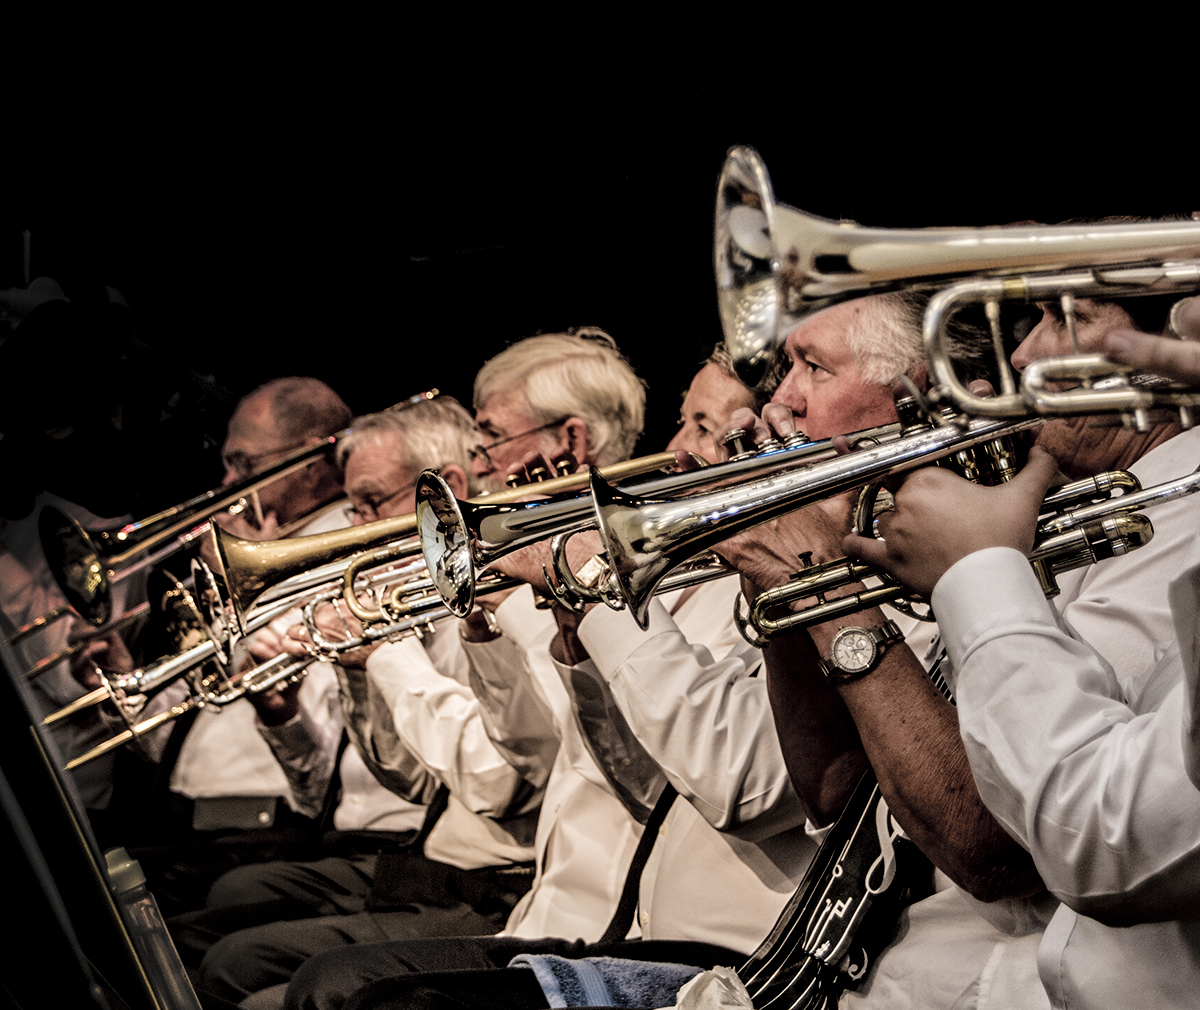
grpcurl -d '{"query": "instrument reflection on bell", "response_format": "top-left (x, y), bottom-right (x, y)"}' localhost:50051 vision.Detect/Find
top-left (715, 143), bottom-right (1200, 388)
top-left (37, 390), bottom-right (439, 628)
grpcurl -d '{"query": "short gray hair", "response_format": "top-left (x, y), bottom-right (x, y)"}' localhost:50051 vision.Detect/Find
top-left (706, 342), bottom-right (779, 411)
top-left (844, 291), bottom-right (987, 386)
top-left (336, 396), bottom-right (479, 476)
top-left (473, 328), bottom-right (645, 466)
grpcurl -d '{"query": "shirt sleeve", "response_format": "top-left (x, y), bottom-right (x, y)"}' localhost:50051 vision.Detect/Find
top-left (365, 636), bottom-right (543, 817)
top-left (459, 589), bottom-right (562, 791)
top-left (576, 591), bottom-right (806, 841)
top-left (934, 547), bottom-right (1200, 926)
top-left (256, 675), bottom-right (341, 818)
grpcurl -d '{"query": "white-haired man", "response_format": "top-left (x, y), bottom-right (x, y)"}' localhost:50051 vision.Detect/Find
top-left (188, 397), bottom-right (547, 1006)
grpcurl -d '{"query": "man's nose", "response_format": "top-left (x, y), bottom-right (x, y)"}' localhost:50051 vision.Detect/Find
top-left (1010, 319), bottom-right (1055, 372)
top-left (771, 368), bottom-right (804, 414)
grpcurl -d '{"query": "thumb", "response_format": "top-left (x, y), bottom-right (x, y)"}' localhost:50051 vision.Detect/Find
top-left (1012, 446), bottom-right (1059, 502)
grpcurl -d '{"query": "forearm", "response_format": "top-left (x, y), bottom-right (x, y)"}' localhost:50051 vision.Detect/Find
top-left (810, 607), bottom-right (1042, 901)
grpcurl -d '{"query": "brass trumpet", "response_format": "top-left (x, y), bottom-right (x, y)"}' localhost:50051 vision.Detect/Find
top-left (581, 414), bottom-right (1046, 630)
top-left (213, 450), bottom-right (692, 624)
top-left (716, 145), bottom-right (1200, 388)
top-left (739, 470), bottom-right (1154, 644)
top-left (415, 428), bottom-right (902, 617)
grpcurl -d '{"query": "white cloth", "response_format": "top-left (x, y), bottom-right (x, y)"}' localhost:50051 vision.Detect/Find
top-left (574, 578), bottom-right (818, 955)
top-left (933, 548), bottom-right (1200, 1010)
top-left (464, 586), bottom-right (636, 941)
top-left (900, 427), bottom-right (1200, 1010)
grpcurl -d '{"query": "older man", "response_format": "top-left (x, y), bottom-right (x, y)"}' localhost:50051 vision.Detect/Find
top-left (190, 397), bottom-right (546, 1006)
top-left (127, 377), bottom-right (352, 915)
top-left (706, 287), bottom-right (1200, 1010)
top-left (844, 300), bottom-right (1200, 1010)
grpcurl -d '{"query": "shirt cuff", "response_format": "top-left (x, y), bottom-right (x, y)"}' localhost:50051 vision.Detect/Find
top-left (931, 547), bottom-right (1058, 685)
top-left (257, 705), bottom-right (322, 764)
top-left (576, 596), bottom-right (678, 673)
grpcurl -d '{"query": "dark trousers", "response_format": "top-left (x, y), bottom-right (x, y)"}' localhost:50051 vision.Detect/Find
top-left (286, 936), bottom-right (743, 1010)
top-left (178, 849), bottom-right (533, 1003)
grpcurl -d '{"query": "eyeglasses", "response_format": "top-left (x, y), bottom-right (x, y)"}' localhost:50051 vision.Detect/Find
top-left (342, 480), bottom-right (418, 523)
top-left (221, 442), bottom-right (308, 479)
top-left (469, 417), bottom-right (569, 468)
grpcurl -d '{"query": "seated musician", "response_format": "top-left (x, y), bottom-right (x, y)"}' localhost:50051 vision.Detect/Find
top-left (702, 288), bottom-right (1200, 1010)
top-left (125, 377), bottom-right (353, 914)
top-left (188, 396), bottom-right (547, 1006)
top-left (280, 317), bottom-right (990, 1010)
top-left (837, 305), bottom-right (1200, 1010)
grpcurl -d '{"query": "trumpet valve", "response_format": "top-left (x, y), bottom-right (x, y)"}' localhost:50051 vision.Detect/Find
top-left (780, 431), bottom-right (813, 450)
top-left (722, 428), bottom-right (757, 461)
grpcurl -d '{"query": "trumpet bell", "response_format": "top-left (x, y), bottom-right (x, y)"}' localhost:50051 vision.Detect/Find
top-left (415, 472), bottom-right (477, 618)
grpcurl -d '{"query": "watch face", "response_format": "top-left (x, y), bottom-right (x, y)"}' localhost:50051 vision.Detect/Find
top-left (832, 629), bottom-right (876, 674)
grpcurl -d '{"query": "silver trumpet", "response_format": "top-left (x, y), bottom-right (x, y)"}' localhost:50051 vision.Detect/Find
top-left (416, 428), bottom-right (900, 617)
top-left (582, 414), bottom-right (1045, 630)
top-left (716, 145), bottom-right (1200, 414)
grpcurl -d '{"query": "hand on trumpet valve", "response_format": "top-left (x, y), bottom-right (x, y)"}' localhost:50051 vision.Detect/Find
top-left (843, 446), bottom-right (1060, 599)
top-left (283, 599), bottom-right (376, 669)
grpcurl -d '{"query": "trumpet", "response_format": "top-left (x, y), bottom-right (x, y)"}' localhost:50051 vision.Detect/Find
top-left (580, 413), bottom-right (1045, 630)
top-left (39, 391), bottom-right (438, 627)
top-left (716, 145), bottom-right (1200, 413)
top-left (739, 470), bottom-right (1156, 643)
top-left (213, 450), bottom-right (697, 624)
top-left (415, 427), bottom-right (902, 617)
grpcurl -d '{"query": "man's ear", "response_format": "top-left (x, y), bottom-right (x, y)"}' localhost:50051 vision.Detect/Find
top-left (439, 463), bottom-right (471, 500)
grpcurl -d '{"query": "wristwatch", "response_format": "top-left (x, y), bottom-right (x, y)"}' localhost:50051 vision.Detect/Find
top-left (820, 619), bottom-right (903, 682)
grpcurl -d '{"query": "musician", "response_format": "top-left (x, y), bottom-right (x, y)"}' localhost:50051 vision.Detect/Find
top-left (282, 346), bottom-right (851, 1010)
top-left (707, 289), bottom-right (1200, 1010)
top-left (840, 311), bottom-right (1200, 1010)
top-left (191, 397), bottom-right (544, 1005)
top-left (129, 377), bottom-right (352, 914)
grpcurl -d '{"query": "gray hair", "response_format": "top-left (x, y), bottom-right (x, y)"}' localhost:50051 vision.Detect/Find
top-left (247, 377), bottom-right (352, 441)
top-left (473, 328), bottom-right (645, 466)
top-left (844, 291), bottom-right (988, 387)
top-left (336, 396), bottom-right (479, 477)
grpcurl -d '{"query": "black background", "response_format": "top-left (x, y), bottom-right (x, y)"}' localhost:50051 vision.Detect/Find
top-left (3, 64), bottom-right (1187, 522)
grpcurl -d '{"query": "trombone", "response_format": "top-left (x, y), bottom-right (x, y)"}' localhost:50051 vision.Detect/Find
top-left (38, 391), bottom-right (439, 628)
top-left (715, 145), bottom-right (1200, 391)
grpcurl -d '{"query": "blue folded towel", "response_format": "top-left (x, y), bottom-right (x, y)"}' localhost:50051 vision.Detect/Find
top-left (507, 953), bottom-right (703, 1008)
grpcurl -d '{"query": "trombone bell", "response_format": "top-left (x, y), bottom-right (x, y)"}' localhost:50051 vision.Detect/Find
top-left (715, 145), bottom-right (1200, 388)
